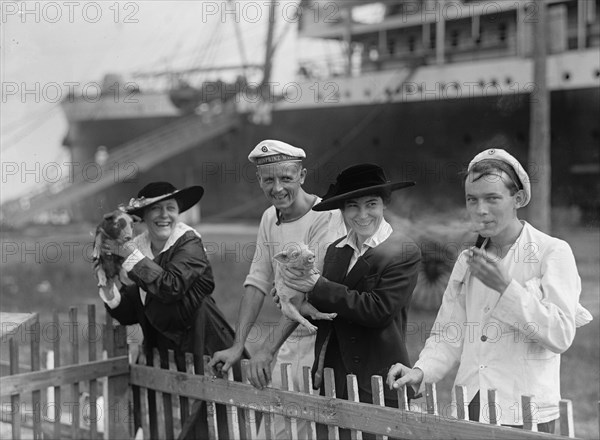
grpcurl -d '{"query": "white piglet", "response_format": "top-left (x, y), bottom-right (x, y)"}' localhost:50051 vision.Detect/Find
top-left (273, 243), bottom-right (337, 334)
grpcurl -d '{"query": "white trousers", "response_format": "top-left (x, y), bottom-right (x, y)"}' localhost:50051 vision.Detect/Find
top-left (256, 332), bottom-right (315, 439)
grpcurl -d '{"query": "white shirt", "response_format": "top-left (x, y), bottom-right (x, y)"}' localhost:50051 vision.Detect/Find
top-left (244, 198), bottom-right (346, 295)
top-left (413, 221), bottom-right (581, 425)
top-left (244, 198), bottom-right (346, 339)
top-left (335, 219), bottom-right (393, 273)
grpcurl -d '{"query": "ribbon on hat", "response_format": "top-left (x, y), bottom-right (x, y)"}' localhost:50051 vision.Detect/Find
top-left (255, 154), bottom-right (303, 166)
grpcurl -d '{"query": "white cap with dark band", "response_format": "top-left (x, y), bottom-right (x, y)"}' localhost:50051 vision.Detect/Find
top-left (248, 139), bottom-right (306, 166)
top-left (467, 148), bottom-right (531, 207)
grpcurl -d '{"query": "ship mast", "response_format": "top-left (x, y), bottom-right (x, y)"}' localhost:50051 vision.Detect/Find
top-left (260, 0), bottom-right (277, 98)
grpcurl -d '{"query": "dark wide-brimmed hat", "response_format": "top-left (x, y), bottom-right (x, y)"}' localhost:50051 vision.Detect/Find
top-left (313, 164), bottom-right (415, 212)
top-left (124, 182), bottom-right (204, 217)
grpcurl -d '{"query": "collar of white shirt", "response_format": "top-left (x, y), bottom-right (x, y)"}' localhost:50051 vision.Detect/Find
top-left (336, 219), bottom-right (393, 272)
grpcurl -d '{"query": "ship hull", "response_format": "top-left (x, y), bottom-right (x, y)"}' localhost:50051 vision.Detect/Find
top-left (63, 87), bottom-right (599, 223)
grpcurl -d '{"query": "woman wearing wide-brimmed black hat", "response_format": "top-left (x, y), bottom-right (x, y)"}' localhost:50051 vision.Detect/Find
top-left (100, 181), bottom-right (247, 439)
top-left (280, 164), bottom-right (421, 440)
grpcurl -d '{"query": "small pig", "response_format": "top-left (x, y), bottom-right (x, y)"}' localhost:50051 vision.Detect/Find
top-left (92, 209), bottom-right (138, 298)
top-left (273, 243), bottom-right (337, 334)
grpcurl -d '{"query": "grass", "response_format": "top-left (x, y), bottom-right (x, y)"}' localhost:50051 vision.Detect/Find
top-left (1, 222), bottom-right (598, 438)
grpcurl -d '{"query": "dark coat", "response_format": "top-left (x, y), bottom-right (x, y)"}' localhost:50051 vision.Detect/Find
top-left (308, 232), bottom-right (421, 403)
top-left (105, 230), bottom-right (239, 371)
top-left (105, 230), bottom-right (247, 439)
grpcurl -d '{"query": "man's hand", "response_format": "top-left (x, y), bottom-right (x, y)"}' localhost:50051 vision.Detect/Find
top-left (281, 267), bottom-right (319, 292)
top-left (386, 363), bottom-right (424, 391)
top-left (270, 287), bottom-right (281, 310)
top-left (102, 239), bottom-right (137, 258)
top-left (467, 247), bottom-right (511, 294)
top-left (248, 349), bottom-right (274, 390)
top-left (208, 346), bottom-right (243, 376)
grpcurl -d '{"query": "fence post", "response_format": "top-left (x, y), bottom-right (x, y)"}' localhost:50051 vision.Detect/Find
top-left (559, 399), bottom-right (574, 437)
top-left (521, 395), bottom-right (537, 432)
top-left (69, 307), bottom-right (80, 440)
top-left (52, 310), bottom-right (62, 439)
top-left (487, 389), bottom-right (499, 425)
top-left (347, 375), bottom-right (363, 440)
top-left (104, 314), bottom-right (130, 439)
top-left (9, 337), bottom-right (21, 440)
top-left (323, 368), bottom-right (339, 440)
top-left (281, 363), bottom-right (297, 440)
top-left (425, 383), bottom-right (438, 415)
top-left (370, 376), bottom-right (386, 440)
top-left (30, 316), bottom-right (42, 439)
top-left (302, 366), bottom-right (317, 440)
top-left (455, 386), bottom-right (468, 421)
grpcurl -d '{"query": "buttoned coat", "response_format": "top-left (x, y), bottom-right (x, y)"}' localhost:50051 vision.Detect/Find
top-left (308, 232), bottom-right (421, 402)
top-left (106, 231), bottom-right (222, 359)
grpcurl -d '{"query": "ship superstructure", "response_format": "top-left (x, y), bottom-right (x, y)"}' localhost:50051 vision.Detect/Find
top-left (2, 0), bottom-right (598, 226)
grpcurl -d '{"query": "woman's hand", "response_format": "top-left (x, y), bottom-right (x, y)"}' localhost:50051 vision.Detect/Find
top-left (281, 267), bottom-right (319, 292)
top-left (102, 239), bottom-right (137, 258)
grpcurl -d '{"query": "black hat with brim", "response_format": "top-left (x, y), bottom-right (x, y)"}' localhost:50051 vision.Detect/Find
top-left (313, 164), bottom-right (415, 212)
top-left (125, 182), bottom-right (204, 217)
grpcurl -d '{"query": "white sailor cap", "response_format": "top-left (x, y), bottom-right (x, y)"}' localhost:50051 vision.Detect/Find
top-left (467, 148), bottom-right (531, 207)
top-left (248, 140), bottom-right (306, 166)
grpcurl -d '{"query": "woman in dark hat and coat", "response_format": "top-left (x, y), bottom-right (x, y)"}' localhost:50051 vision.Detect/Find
top-left (100, 181), bottom-right (245, 439)
top-left (280, 164), bottom-right (422, 439)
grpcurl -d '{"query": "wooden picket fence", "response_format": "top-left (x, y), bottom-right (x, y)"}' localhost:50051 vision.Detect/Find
top-left (1, 306), bottom-right (597, 440)
top-left (0, 306), bottom-right (130, 440)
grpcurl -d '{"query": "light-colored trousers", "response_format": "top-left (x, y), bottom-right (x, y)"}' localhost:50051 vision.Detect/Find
top-left (256, 332), bottom-right (316, 439)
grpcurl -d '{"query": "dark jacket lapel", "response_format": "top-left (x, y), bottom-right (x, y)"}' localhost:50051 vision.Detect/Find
top-left (343, 255), bottom-right (371, 288)
top-left (323, 245), bottom-right (354, 283)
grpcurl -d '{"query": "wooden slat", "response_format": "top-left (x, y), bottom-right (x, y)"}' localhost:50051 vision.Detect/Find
top-left (455, 386), bottom-right (468, 421)
top-left (488, 389), bottom-right (499, 425)
top-left (302, 366), bottom-right (317, 440)
top-left (263, 400), bottom-right (277, 440)
top-left (203, 356), bottom-right (218, 440)
top-left (425, 383), bottom-right (438, 415)
top-left (240, 360), bottom-right (254, 440)
top-left (281, 363), bottom-right (297, 440)
top-left (30, 317), bottom-right (42, 439)
top-left (70, 307), bottom-right (81, 440)
top-left (347, 375), bottom-right (363, 440)
top-left (88, 304), bottom-right (98, 440)
top-left (162, 350), bottom-right (174, 440)
top-left (177, 353), bottom-right (190, 430)
top-left (0, 357), bottom-right (129, 396)
top-left (144, 348), bottom-right (158, 440)
top-left (371, 376), bottom-right (387, 440)
top-left (10, 337), bottom-right (21, 440)
top-left (226, 367), bottom-right (241, 439)
top-left (137, 347), bottom-right (150, 440)
top-left (323, 368), bottom-right (339, 440)
top-left (522, 395), bottom-right (537, 432)
top-left (167, 350), bottom-right (181, 438)
top-left (103, 319), bottom-right (131, 440)
top-left (396, 384), bottom-right (408, 412)
top-left (0, 411), bottom-right (94, 439)
top-left (153, 349), bottom-right (167, 440)
top-left (53, 310), bottom-right (61, 440)
top-left (131, 365), bottom-right (569, 440)
top-left (559, 399), bottom-right (574, 437)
